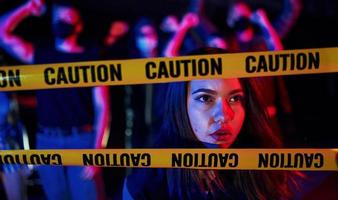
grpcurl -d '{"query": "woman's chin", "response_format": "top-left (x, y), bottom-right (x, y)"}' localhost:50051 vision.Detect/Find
top-left (202, 142), bottom-right (220, 148)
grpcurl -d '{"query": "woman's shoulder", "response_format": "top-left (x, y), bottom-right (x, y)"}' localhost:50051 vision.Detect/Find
top-left (125, 168), bottom-right (169, 200)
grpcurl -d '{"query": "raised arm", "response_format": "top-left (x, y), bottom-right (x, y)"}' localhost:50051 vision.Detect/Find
top-left (273, 0), bottom-right (302, 38)
top-left (92, 86), bottom-right (111, 150)
top-left (82, 86), bottom-right (111, 179)
top-left (163, 12), bottom-right (199, 57)
top-left (250, 9), bottom-right (284, 51)
top-left (0, 0), bottom-right (45, 64)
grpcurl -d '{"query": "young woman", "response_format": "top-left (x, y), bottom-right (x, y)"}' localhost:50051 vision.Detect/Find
top-left (123, 47), bottom-right (299, 200)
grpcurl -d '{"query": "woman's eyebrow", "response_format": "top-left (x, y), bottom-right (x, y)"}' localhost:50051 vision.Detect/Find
top-left (229, 89), bottom-right (244, 95)
top-left (192, 88), bottom-right (217, 95)
top-left (191, 88), bottom-right (244, 95)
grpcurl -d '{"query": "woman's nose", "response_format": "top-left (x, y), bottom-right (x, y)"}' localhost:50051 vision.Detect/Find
top-left (213, 99), bottom-right (234, 123)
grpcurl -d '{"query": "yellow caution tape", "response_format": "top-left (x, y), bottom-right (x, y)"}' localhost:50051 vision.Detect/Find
top-left (0, 47), bottom-right (338, 91)
top-left (0, 149), bottom-right (337, 170)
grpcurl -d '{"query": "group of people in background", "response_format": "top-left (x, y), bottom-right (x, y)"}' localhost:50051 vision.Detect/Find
top-left (0, 0), bottom-right (316, 200)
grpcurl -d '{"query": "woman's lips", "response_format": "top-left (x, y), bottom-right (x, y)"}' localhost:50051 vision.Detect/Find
top-left (210, 129), bottom-right (232, 141)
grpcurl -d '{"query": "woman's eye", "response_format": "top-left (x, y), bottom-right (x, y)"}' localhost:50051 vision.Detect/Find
top-left (229, 94), bottom-right (244, 104)
top-left (196, 95), bottom-right (214, 103)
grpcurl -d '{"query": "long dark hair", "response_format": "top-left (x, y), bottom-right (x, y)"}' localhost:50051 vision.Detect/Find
top-left (158, 47), bottom-right (299, 199)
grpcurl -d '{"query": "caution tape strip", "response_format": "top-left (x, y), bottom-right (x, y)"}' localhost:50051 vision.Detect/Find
top-left (1, 149), bottom-right (337, 170)
top-left (0, 47), bottom-right (338, 91)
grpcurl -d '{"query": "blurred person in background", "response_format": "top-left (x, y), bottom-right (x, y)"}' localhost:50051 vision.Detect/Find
top-left (226, 0), bottom-right (302, 51)
top-left (226, 0), bottom-right (301, 137)
top-left (100, 19), bottom-right (130, 200)
top-left (0, 92), bottom-right (29, 200)
top-left (0, 0), bottom-right (109, 199)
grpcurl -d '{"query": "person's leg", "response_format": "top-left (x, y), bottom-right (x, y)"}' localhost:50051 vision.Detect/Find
top-left (67, 166), bottom-right (97, 200)
top-left (37, 165), bottom-right (69, 200)
top-left (36, 133), bottom-right (69, 200)
top-left (2, 170), bottom-right (27, 200)
top-left (66, 133), bottom-right (99, 200)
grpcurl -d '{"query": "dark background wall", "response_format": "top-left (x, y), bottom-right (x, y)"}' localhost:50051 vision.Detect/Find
top-left (1, 0), bottom-right (338, 48)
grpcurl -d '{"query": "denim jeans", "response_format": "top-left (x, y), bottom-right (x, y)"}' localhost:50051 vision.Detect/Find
top-left (36, 130), bottom-right (97, 200)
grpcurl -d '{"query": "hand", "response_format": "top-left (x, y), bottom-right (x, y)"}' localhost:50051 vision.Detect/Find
top-left (250, 9), bottom-right (269, 26)
top-left (81, 166), bottom-right (101, 180)
top-left (26, 0), bottom-right (46, 16)
top-left (161, 15), bottom-right (179, 32)
top-left (109, 21), bottom-right (129, 37)
top-left (181, 12), bottom-right (199, 28)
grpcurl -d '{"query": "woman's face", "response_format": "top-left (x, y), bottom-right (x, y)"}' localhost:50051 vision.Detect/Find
top-left (136, 25), bottom-right (158, 53)
top-left (187, 79), bottom-right (246, 147)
